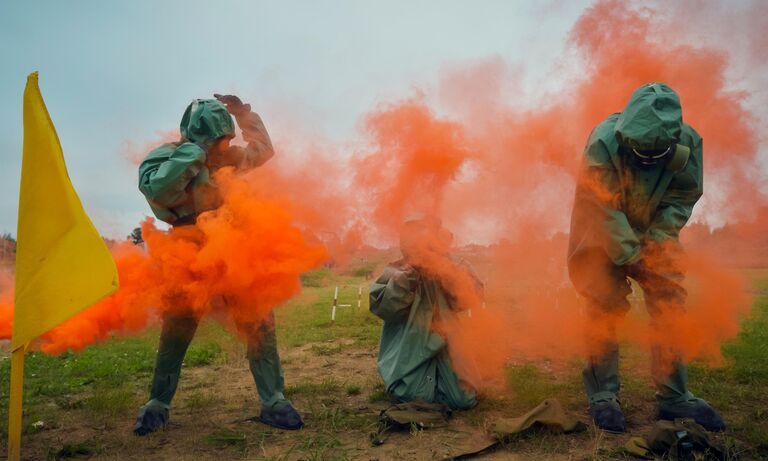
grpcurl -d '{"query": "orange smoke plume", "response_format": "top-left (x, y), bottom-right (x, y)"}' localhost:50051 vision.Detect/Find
top-left (0, 268), bottom-right (13, 340)
top-left (0, 167), bottom-right (327, 354)
top-left (0, 1), bottom-right (763, 383)
top-left (355, 0), bottom-right (764, 388)
top-left (353, 99), bottom-right (474, 239)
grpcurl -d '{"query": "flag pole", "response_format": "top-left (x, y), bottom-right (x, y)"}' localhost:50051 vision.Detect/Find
top-left (7, 344), bottom-right (26, 461)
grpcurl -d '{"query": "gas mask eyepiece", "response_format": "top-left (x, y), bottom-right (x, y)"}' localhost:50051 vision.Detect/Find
top-left (632, 145), bottom-right (672, 166)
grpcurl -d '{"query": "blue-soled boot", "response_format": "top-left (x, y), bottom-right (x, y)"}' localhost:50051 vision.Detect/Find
top-left (133, 400), bottom-right (169, 436)
top-left (657, 398), bottom-right (726, 432)
top-left (259, 402), bottom-right (304, 430)
top-left (590, 400), bottom-right (626, 433)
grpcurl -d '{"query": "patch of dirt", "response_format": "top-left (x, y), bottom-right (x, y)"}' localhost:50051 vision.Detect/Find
top-left (8, 340), bottom-right (700, 460)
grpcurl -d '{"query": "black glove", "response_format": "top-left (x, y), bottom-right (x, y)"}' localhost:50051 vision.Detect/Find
top-left (213, 93), bottom-right (251, 116)
top-left (626, 257), bottom-right (653, 281)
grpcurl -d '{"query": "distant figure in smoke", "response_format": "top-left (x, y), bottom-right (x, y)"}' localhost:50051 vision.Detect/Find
top-left (568, 83), bottom-right (725, 433)
top-left (133, 95), bottom-right (303, 435)
top-left (369, 218), bottom-right (481, 410)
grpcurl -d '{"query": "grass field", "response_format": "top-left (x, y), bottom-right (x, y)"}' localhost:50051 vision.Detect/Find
top-left (0, 268), bottom-right (767, 460)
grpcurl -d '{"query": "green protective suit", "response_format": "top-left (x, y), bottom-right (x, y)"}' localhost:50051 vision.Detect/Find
top-left (567, 83), bottom-right (703, 408)
top-left (179, 99), bottom-right (235, 145)
top-left (369, 261), bottom-right (478, 410)
top-left (138, 99), bottom-right (285, 412)
top-left (139, 99), bottom-right (275, 226)
top-left (146, 311), bottom-right (286, 410)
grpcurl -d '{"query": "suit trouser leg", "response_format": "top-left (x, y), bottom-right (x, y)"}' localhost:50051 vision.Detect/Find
top-left (570, 249), bottom-right (632, 406)
top-left (242, 312), bottom-right (288, 408)
top-left (435, 350), bottom-right (478, 410)
top-left (149, 313), bottom-right (200, 406)
top-left (637, 269), bottom-right (694, 404)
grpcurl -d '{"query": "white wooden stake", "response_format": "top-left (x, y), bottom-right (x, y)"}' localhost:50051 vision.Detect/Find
top-left (331, 286), bottom-right (338, 322)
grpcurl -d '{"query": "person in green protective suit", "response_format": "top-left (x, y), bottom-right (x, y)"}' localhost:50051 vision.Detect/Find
top-left (568, 83), bottom-right (725, 433)
top-left (369, 218), bottom-right (480, 410)
top-left (133, 95), bottom-right (303, 435)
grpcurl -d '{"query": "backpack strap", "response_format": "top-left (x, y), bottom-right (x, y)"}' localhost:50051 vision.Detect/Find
top-left (667, 144), bottom-right (690, 173)
top-left (642, 143), bottom-right (691, 228)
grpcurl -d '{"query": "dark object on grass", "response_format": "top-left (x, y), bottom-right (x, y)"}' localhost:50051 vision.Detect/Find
top-left (623, 418), bottom-right (724, 460)
top-left (133, 400), bottom-right (168, 436)
top-left (657, 398), bottom-right (726, 432)
top-left (443, 399), bottom-right (587, 460)
top-left (259, 402), bottom-right (304, 430)
top-left (371, 401), bottom-right (452, 446)
top-left (590, 400), bottom-right (627, 433)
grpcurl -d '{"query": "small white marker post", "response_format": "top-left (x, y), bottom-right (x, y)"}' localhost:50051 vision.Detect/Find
top-left (357, 285), bottom-right (362, 308)
top-left (331, 286), bottom-right (339, 322)
top-left (331, 285), bottom-right (352, 322)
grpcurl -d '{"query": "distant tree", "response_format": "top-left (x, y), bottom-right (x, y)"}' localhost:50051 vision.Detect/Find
top-left (129, 227), bottom-right (143, 245)
top-left (0, 233), bottom-right (15, 262)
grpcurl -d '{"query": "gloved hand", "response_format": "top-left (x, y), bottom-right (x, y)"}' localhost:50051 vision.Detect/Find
top-left (213, 94), bottom-right (251, 116)
top-left (400, 263), bottom-right (422, 291)
top-left (628, 240), bottom-right (683, 282)
top-left (626, 256), bottom-right (652, 281)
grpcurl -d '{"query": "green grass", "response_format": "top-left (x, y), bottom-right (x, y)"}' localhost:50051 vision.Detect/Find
top-left (368, 381), bottom-right (389, 403)
top-left (300, 267), bottom-right (333, 288)
top-left (82, 385), bottom-right (139, 417)
top-left (204, 429), bottom-right (248, 453)
top-left (310, 343), bottom-right (343, 356)
top-left (346, 261), bottom-right (376, 279)
top-left (275, 276), bottom-right (380, 348)
top-left (687, 289), bottom-right (768, 452)
top-left (184, 390), bottom-right (223, 411)
top-left (285, 378), bottom-right (341, 398)
top-left (290, 431), bottom-right (347, 461)
top-left (505, 363), bottom-right (582, 411)
top-left (0, 333), bottom-right (157, 434)
top-left (185, 341), bottom-right (223, 366)
top-left (722, 293), bottom-right (768, 383)
top-left (2, 268), bottom-right (768, 459)
top-left (46, 440), bottom-right (103, 460)
top-left (0, 320), bottom-right (245, 436)
top-left (345, 384), bottom-right (362, 396)
top-left (282, 402), bottom-right (375, 461)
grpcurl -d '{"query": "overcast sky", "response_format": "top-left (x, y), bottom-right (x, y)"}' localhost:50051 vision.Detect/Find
top-left (0, 0), bottom-right (599, 238)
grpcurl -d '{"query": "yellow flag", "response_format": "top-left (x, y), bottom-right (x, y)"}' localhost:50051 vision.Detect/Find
top-left (12, 72), bottom-right (119, 349)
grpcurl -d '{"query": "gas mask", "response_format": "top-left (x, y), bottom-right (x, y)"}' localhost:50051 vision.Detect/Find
top-left (631, 145), bottom-right (673, 168)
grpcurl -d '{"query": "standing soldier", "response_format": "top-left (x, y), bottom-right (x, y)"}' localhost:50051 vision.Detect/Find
top-left (568, 83), bottom-right (725, 433)
top-left (133, 95), bottom-right (303, 435)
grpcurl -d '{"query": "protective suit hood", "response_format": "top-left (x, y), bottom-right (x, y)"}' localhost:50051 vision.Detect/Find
top-left (179, 99), bottom-right (235, 145)
top-left (614, 83), bottom-right (683, 151)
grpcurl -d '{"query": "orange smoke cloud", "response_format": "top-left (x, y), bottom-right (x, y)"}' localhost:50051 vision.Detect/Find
top-left (353, 99), bottom-right (474, 240)
top-left (0, 0), bottom-right (763, 388)
top-left (0, 167), bottom-right (327, 354)
top-left (0, 268), bottom-right (13, 340)
top-left (351, 0), bottom-right (765, 388)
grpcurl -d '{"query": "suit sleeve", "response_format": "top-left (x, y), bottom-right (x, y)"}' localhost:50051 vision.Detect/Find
top-left (574, 139), bottom-right (642, 266)
top-left (229, 111), bottom-right (275, 169)
top-left (369, 265), bottom-right (420, 323)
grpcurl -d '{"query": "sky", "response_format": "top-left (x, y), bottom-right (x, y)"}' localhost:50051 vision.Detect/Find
top-left (0, 0), bottom-right (593, 238)
top-left (1, 0), bottom-right (765, 240)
